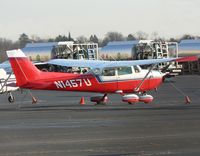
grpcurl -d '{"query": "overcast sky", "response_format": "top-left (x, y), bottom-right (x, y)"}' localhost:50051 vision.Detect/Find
top-left (0, 0), bottom-right (200, 40)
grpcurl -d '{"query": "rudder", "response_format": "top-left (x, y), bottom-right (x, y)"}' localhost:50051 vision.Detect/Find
top-left (6, 49), bottom-right (41, 87)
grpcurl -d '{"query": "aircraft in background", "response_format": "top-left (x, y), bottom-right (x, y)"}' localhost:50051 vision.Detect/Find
top-left (0, 68), bottom-right (18, 102)
top-left (6, 49), bottom-right (197, 104)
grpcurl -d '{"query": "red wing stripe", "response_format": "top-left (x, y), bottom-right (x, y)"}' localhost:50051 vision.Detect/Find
top-left (176, 56), bottom-right (199, 62)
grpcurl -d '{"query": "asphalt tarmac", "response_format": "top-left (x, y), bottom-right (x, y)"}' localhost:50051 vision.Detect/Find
top-left (0, 75), bottom-right (200, 156)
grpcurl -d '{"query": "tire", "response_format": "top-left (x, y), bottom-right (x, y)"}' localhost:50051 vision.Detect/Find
top-left (8, 95), bottom-right (15, 103)
top-left (96, 101), bottom-right (107, 105)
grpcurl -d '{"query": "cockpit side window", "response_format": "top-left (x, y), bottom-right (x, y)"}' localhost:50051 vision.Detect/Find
top-left (118, 67), bottom-right (132, 75)
top-left (102, 68), bottom-right (116, 76)
top-left (134, 66), bottom-right (140, 73)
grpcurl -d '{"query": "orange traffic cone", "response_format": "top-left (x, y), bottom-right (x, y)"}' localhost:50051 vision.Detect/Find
top-left (185, 96), bottom-right (191, 104)
top-left (80, 97), bottom-right (85, 105)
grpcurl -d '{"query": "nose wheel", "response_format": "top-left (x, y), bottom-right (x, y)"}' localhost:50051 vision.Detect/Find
top-left (8, 92), bottom-right (15, 103)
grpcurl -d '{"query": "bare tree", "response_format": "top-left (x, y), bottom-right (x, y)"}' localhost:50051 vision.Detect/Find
top-left (151, 32), bottom-right (159, 40)
top-left (90, 35), bottom-right (99, 44)
top-left (102, 32), bottom-right (125, 46)
top-left (76, 36), bottom-right (88, 43)
top-left (55, 35), bottom-right (68, 42)
top-left (127, 34), bottom-right (136, 41)
top-left (135, 31), bottom-right (148, 40)
top-left (179, 34), bottom-right (195, 41)
top-left (0, 38), bottom-right (20, 62)
top-left (19, 33), bottom-right (30, 48)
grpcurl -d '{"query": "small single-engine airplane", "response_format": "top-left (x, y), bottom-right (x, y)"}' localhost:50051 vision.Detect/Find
top-left (0, 68), bottom-right (18, 102)
top-left (6, 49), bottom-right (197, 104)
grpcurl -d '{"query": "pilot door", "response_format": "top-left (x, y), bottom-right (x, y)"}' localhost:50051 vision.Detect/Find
top-left (100, 67), bottom-right (118, 90)
top-left (116, 66), bottom-right (134, 90)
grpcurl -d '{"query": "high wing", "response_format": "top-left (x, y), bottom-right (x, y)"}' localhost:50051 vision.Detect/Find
top-left (48, 56), bottom-right (198, 69)
top-left (48, 59), bottom-right (108, 68)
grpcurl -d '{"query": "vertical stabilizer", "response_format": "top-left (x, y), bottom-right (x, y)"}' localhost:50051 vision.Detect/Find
top-left (6, 49), bottom-right (41, 87)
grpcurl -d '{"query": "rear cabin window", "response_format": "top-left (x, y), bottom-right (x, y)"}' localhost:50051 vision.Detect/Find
top-left (102, 68), bottom-right (116, 76)
top-left (118, 67), bottom-right (132, 75)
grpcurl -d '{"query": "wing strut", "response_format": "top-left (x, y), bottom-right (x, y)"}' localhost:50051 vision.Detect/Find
top-left (134, 64), bottom-right (156, 92)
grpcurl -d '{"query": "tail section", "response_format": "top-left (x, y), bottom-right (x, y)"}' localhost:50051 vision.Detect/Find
top-left (6, 49), bottom-right (41, 87)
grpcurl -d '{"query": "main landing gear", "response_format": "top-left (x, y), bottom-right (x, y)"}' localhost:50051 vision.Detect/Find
top-left (90, 94), bottom-right (108, 105)
top-left (89, 92), bottom-right (153, 105)
top-left (122, 92), bottom-right (154, 104)
top-left (121, 64), bottom-right (155, 105)
top-left (7, 90), bottom-right (38, 104)
top-left (8, 92), bottom-right (15, 103)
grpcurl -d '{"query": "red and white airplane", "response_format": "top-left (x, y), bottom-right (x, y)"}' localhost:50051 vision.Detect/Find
top-left (6, 49), bottom-right (197, 104)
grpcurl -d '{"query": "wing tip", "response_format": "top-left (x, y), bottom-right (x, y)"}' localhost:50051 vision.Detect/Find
top-left (176, 56), bottom-right (199, 62)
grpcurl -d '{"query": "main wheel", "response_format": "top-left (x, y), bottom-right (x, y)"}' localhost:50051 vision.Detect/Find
top-left (95, 101), bottom-right (107, 105)
top-left (8, 95), bottom-right (15, 103)
top-left (128, 102), bottom-right (137, 105)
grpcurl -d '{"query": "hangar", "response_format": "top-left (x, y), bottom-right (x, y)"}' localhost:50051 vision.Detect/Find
top-left (178, 39), bottom-right (200, 74)
top-left (99, 39), bottom-right (200, 74)
top-left (99, 40), bottom-right (139, 60)
top-left (99, 40), bottom-right (178, 60)
top-left (22, 41), bottom-right (98, 62)
top-left (179, 39), bottom-right (200, 56)
top-left (14, 39), bottom-right (200, 74)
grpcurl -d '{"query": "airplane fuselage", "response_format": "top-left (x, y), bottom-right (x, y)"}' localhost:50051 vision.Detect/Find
top-left (20, 72), bottom-right (163, 93)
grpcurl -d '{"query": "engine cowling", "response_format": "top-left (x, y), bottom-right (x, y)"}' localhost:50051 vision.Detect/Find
top-left (139, 94), bottom-right (153, 103)
top-left (122, 94), bottom-right (139, 103)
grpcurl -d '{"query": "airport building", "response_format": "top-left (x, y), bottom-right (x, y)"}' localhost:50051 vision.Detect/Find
top-left (178, 39), bottom-right (200, 74)
top-left (178, 39), bottom-right (200, 57)
top-left (99, 40), bottom-right (179, 60)
top-left (99, 39), bottom-right (200, 74)
top-left (21, 39), bottom-right (200, 74)
top-left (99, 40), bottom-right (139, 60)
top-left (22, 41), bottom-right (98, 62)
top-left (99, 39), bottom-right (200, 59)
top-left (22, 42), bottom-right (58, 62)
